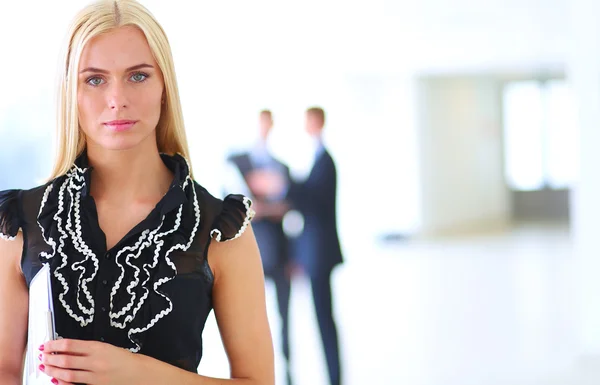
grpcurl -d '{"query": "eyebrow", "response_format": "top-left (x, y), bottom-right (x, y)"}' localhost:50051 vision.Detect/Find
top-left (79, 63), bottom-right (154, 74)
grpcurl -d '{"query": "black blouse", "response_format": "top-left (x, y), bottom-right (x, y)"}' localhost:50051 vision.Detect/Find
top-left (0, 153), bottom-right (254, 372)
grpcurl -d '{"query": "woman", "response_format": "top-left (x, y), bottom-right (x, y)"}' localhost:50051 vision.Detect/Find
top-left (0, 1), bottom-right (274, 384)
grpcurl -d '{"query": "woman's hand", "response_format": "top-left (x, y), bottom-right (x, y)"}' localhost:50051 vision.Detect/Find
top-left (39, 339), bottom-right (146, 385)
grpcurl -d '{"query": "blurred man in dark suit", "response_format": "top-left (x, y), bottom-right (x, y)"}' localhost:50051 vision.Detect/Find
top-left (249, 107), bottom-right (343, 385)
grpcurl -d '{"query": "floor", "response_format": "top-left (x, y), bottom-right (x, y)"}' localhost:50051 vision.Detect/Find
top-left (198, 223), bottom-right (594, 384)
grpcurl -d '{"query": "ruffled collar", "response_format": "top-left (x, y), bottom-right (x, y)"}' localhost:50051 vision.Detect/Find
top-left (36, 152), bottom-right (200, 352)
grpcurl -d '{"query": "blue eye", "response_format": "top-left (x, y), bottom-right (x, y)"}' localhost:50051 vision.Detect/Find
top-left (130, 72), bottom-right (148, 82)
top-left (86, 77), bottom-right (105, 86)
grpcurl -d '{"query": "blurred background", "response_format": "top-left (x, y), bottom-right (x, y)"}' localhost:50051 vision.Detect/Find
top-left (3, 0), bottom-right (600, 384)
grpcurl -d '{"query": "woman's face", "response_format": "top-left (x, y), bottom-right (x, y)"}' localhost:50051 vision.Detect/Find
top-left (77, 26), bottom-right (164, 152)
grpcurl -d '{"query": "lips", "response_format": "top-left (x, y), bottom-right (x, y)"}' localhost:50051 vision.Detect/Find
top-left (103, 120), bottom-right (138, 132)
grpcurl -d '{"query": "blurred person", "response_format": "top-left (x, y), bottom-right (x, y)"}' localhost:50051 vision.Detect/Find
top-left (0, 1), bottom-right (274, 385)
top-left (224, 110), bottom-right (294, 385)
top-left (249, 106), bottom-right (343, 385)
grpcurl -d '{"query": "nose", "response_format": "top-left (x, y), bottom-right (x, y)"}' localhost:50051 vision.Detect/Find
top-left (107, 82), bottom-right (129, 110)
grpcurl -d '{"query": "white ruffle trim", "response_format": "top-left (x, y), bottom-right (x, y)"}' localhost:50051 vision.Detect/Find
top-left (125, 171), bottom-right (201, 352)
top-left (0, 232), bottom-right (16, 241)
top-left (37, 158), bottom-right (202, 352)
top-left (210, 196), bottom-right (254, 242)
top-left (38, 169), bottom-right (97, 327)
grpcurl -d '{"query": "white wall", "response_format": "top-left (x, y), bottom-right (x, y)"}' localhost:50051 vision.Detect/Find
top-left (567, 0), bottom-right (600, 358)
top-left (154, 0), bottom-right (568, 74)
top-left (417, 77), bottom-right (510, 236)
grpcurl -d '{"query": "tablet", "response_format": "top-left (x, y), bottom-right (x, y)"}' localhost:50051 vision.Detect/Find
top-left (25, 264), bottom-right (56, 385)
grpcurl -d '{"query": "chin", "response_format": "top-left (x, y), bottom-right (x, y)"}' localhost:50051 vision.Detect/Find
top-left (92, 134), bottom-right (152, 152)
top-left (84, 125), bottom-right (158, 152)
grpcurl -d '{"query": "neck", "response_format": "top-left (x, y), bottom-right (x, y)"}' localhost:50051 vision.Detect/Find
top-left (86, 140), bottom-right (173, 202)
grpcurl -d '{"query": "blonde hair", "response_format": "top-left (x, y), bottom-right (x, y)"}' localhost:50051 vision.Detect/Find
top-left (50, 0), bottom-right (192, 179)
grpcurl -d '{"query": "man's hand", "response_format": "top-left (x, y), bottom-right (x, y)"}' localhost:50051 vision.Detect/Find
top-left (246, 170), bottom-right (286, 197)
top-left (253, 201), bottom-right (291, 221)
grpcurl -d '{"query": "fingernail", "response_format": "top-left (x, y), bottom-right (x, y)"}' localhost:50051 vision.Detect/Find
top-left (38, 344), bottom-right (44, 351)
top-left (38, 364), bottom-right (45, 372)
top-left (38, 353), bottom-right (42, 361)
top-left (51, 379), bottom-right (58, 385)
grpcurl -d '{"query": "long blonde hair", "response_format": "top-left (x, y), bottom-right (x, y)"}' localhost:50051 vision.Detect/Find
top-left (50, 0), bottom-right (192, 179)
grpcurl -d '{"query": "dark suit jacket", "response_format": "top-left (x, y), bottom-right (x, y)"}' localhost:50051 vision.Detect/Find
top-left (287, 149), bottom-right (343, 277)
top-left (227, 152), bottom-right (291, 277)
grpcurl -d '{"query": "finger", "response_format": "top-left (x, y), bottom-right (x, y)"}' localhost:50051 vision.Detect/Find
top-left (39, 363), bottom-right (91, 385)
top-left (44, 377), bottom-right (74, 385)
top-left (54, 381), bottom-right (75, 385)
top-left (43, 339), bottom-right (98, 355)
top-left (42, 352), bottom-right (89, 371)
top-left (50, 377), bottom-right (75, 385)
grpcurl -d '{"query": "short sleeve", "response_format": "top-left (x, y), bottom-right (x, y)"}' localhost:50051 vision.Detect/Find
top-left (209, 194), bottom-right (255, 242)
top-left (0, 189), bottom-right (21, 241)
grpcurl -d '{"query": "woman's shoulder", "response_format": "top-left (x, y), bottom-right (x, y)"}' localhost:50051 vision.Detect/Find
top-left (0, 183), bottom-right (51, 240)
top-left (192, 181), bottom-right (255, 243)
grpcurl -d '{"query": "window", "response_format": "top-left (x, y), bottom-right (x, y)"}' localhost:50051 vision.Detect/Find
top-left (502, 79), bottom-right (578, 191)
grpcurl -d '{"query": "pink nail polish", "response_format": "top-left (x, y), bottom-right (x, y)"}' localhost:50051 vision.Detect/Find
top-left (38, 344), bottom-right (45, 351)
top-left (38, 364), bottom-right (45, 372)
top-left (51, 379), bottom-right (58, 385)
top-left (38, 353), bottom-right (42, 361)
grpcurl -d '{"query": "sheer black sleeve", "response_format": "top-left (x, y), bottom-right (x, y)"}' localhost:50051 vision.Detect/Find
top-left (209, 194), bottom-right (254, 242)
top-left (0, 189), bottom-right (21, 241)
